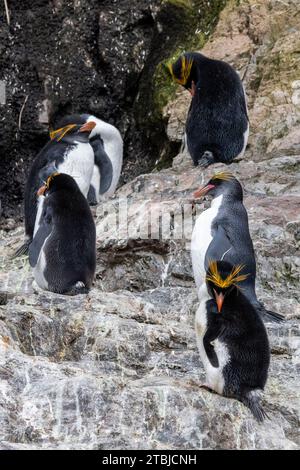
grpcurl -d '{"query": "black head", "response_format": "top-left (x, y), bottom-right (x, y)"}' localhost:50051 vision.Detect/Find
top-left (37, 172), bottom-right (79, 197)
top-left (49, 115), bottom-right (96, 143)
top-left (193, 171), bottom-right (243, 201)
top-left (167, 52), bottom-right (197, 92)
top-left (206, 260), bottom-right (249, 313)
top-left (51, 113), bottom-right (86, 130)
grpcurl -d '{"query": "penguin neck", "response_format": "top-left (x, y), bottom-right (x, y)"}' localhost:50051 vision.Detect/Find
top-left (192, 55), bottom-right (207, 85)
top-left (212, 191), bottom-right (240, 206)
top-left (211, 194), bottom-right (224, 209)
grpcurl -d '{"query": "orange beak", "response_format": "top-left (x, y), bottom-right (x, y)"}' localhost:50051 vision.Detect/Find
top-left (79, 121), bottom-right (96, 133)
top-left (214, 290), bottom-right (225, 313)
top-left (188, 80), bottom-right (196, 97)
top-left (37, 185), bottom-right (47, 196)
top-left (193, 184), bottom-right (215, 199)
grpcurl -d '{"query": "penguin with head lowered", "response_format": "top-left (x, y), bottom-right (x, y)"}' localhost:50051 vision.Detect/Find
top-left (14, 120), bottom-right (96, 257)
top-left (195, 260), bottom-right (270, 422)
top-left (29, 172), bottom-right (96, 294)
top-left (51, 113), bottom-right (123, 205)
top-left (167, 52), bottom-right (249, 168)
top-left (191, 171), bottom-right (284, 322)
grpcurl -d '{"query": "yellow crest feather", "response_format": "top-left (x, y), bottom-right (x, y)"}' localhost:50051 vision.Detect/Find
top-left (211, 171), bottom-right (234, 182)
top-left (168, 55), bottom-right (193, 86)
top-left (206, 261), bottom-right (249, 288)
top-left (49, 124), bottom-right (77, 141)
top-left (46, 172), bottom-right (60, 188)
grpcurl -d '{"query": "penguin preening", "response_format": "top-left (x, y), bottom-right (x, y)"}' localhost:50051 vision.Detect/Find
top-left (191, 171), bottom-right (284, 322)
top-left (195, 260), bottom-right (270, 422)
top-left (51, 113), bottom-right (123, 205)
top-left (168, 52), bottom-right (249, 168)
top-left (29, 172), bottom-right (96, 294)
top-left (13, 121), bottom-right (96, 257)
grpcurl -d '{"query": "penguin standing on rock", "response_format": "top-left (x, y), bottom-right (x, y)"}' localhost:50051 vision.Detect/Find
top-left (14, 120), bottom-right (96, 257)
top-left (29, 172), bottom-right (96, 294)
top-left (191, 171), bottom-right (284, 322)
top-left (195, 260), bottom-right (270, 422)
top-left (168, 52), bottom-right (249, 168)
top-left (51, 113), bottom-right (123, 205)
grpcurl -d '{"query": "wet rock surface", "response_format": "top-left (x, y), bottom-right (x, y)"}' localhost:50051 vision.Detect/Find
top-left (0, 0), bottom-right (223, 219)
top-left (0, 0), bottom-right (299, 450)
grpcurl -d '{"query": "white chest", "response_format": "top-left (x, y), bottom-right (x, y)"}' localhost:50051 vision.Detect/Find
top-left (191, 195), bottom-right (223, 291)
top-left (33, 234), bottom-right (51, 290)
top-left (58, 142), bottom-right (94, 197)
top-left (33, 196), bottom-right (45, 237)
top-left (195, 287), bottom-right (229, 395)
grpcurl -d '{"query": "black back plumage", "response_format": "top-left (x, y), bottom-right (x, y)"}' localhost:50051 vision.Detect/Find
top-left (204, 260), bottom-right (270, 421)
top-left (204, 176), bottom-right (284, 322)
top-left (24, 138), bottom-right (76, 241)
top-left (205, 178), bottom-right (256, 301)
top-left (89, 134), bottom-right (113, 196)
top-left (29, 174), bottom-right (96, 294)
top-left (175, 52), bottom-right (248, 166)
top-left (205, 293), bottom-right (270, 421)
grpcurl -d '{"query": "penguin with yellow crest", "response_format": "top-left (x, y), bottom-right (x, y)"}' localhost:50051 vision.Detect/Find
top-left (29, 172), bottom-right (96, 294)
top-left (195, 259), bottom-right (270, 422)
top-left (14, 120), bottom-right (96, 257)
top-left (168, 52), bottom-right (249, 168)
top-left (191, 171), bottom-right (284, 322)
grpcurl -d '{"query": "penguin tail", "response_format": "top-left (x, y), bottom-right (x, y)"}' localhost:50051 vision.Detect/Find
top-left (11, 240), bottom-right (30, 259)
top-left (256, 303), bottom-right (284, 323)
top-left (240, 389), bottom-right (268, 422)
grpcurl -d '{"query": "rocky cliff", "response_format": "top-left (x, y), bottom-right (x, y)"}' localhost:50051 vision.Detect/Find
top-left (0, 0), bottom-right (225, 218)
top-left (0, 0), bottom-right (299, 450)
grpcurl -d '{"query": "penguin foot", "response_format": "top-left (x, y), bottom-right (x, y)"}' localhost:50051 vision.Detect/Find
top-left (198, 151), bottom-right (215, 169)
top-left (32, 280), bottom-right (44, 293)
top-left (66, 282), bottom-right (89, 296)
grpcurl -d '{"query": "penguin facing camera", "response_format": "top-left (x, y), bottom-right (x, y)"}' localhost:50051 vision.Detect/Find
top-left (51, 113), bottom-right (123, 205)
top-left (195, 260), bottom-right (270, 422)
top-left (167, 52), bottom-right (249, 168)
top-left (191, 171), bottom-right (284, 322)
top-left (29, 172), bottom-right (96, 295)
top-left (14, 120), bottom-right (96, 258)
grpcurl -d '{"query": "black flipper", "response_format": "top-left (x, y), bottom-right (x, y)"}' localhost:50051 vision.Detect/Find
top-left (90, 136), bottom-right (113, 195)
top-left (204, 225), bottom-right (232, 271)
top-left (203, 329), bottom-right (220, 368)
top-left (198, 151), bottom-right (215, 168)
top-left (29, 205), bottom-right (53, 267)
top-left (203, 299), bottom-right (225, 368)
top-left (11, 239), bottom-right (31, 258)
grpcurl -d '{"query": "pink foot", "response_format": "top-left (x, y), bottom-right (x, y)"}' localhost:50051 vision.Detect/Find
top-left (200, 383), bottom-right (218, 394)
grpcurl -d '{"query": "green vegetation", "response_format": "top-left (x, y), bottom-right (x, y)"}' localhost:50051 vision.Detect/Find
top-left (153, 0), bottom-right (228, 124)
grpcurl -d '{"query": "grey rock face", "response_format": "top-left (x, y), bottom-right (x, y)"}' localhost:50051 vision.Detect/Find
top-left (1, 146), bottom-right (299, 449)
top-left (0, 0), bottom-right (299, 451)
